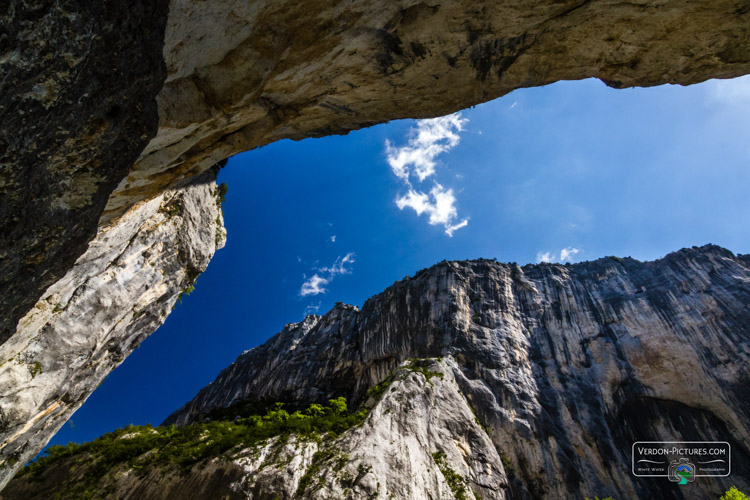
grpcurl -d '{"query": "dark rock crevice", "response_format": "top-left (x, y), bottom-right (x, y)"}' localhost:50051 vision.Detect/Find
top-left (0, 0), bottom-right (170, 342)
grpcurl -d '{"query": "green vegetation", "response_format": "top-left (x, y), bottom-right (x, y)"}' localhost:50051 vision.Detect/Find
top-left (721, 487), bottom-right (750, 500)
top-left (405, 358), bottom-right (444, 382)
top-left (501, 455), bottom-right (512, 472)
top-left (215, 219), bottom-right (224, 246)
top-left (364, 374), bottom-right (395, 402)
top-left (29, 361), bottom-right (43, 378)
top-left (432, 450), bottom-right (472, 500)
top-left (159, 199), bottom-right (182, 218)
top-left (216, 183), bottom-right (228, 205)
top-left (297, 448), bottom-right (339, 495)
top-left (0, 456), bottom-right (19, 470)
top-left (21, 398), bottom-right (367, 498)
top-left (176, 282), bottom-right (195, 304)
top-left (585, 487), bottom-right (749, 500)
top-left (213, 183), bottom-right (228, 246)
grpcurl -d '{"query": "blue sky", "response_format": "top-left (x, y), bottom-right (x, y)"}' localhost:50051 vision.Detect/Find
top-left (48, 76), bottom-right (750, 448)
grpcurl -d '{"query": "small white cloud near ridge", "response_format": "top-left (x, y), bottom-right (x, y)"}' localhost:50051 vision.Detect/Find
top-left (536, 247), bottom-right (580, 264)
top-left (300, 274), bottom-right (329, 296)
top-left (299, 253), bottom-right (356, 296)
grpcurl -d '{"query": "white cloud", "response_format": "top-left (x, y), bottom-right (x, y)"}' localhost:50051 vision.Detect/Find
top-left (536, 251), bottom-right (554, 263)
top-left (299, 253), bottom-right (356, 296)
top-left (385, 112), bottom-right (470, 236)
top-left (300, 274), bottom-right (329, 296)
top-left (396, 184), bottom-right (469, 237)
top-left (536, 247), bottom-right (580, 264)
top-left (330, 235), bottom-right (336, 242)
top-left (560, 247), bottom-right (580, 262)
top-left (320, 252), bottom-right (355, 276)
top-left (385, 113), bottom-right (468, 183)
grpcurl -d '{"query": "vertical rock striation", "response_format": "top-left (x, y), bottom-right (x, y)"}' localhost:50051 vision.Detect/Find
top-left (164, 245), bottom-right (750, 499)
top-left (0, 170), bottom-right (226, 490)
top-left (0, 0), bottom-right (170, 342)
top-left (1, 359), bottom-right (506, 499)
top-left (3, 0), bottom-right (750, 492)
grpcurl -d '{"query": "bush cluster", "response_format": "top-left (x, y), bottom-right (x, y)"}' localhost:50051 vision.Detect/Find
top-left (21, 398), bottom-right (366, 497)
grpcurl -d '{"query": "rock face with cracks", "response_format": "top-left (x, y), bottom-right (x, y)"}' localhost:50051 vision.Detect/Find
top-left (2, 359), bottom-right (504, 500)
top-left (2, 0), bottom-right (750, 491)
top-left (0, 170), bottom-right (225, 489)
top-left (0, 0), bottom-right (169, 343)
top-left (110, 0), bottom-right (750, 224)
top-left (164, 245), bottom-right (750, 499)
top-left (5, 246), bottom-right (750, 499)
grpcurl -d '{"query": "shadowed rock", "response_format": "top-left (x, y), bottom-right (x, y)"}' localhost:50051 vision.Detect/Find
top-left (164, 245), bottom-right (750, 499)
top-left (2, 0), bottom-right (750, 490)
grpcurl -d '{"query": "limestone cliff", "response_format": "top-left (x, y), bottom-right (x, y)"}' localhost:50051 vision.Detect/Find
top-left (3, 0), bottom-right (750, 491)
top-left (0, 170), bottom-right (225, 490)
top-left (5, 245), bottom-right (748, 499)
top-left (4, 0), bottom-right (750, 339)
top-left (2, 359), bottom-right (504, 499)
top-left (162, 245), bottom-right (750, 499)
top-left (109, 0), bottom-right (750, 224)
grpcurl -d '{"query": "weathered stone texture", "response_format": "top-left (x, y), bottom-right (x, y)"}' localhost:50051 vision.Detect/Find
top-left (2, 360), bottom-right (506, 500)
top-left (105, 0), bottom-right (750, 223)
top-left (2, 0), bottom-right (750, 493)
top-left (165, 245), bottom-right (750, 499)
top-left (0, 170), bottom-right (225, 490)
top-left (0, 0), bottom-right (170, 342)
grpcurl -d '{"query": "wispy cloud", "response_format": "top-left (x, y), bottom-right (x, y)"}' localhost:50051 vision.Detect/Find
top-left (385, 113), bottom-right (469, 236)
top-left (536, 247), bottom-right (580, 264)
top-left (299, 253), bottom-right (356, 296)
top-left (330, 235), bottom-right (336, 243)
top-left (319, 253), bottom-right (355, 276)
top-left (300, 274), bottom-right (329, 296)
top-left (304, 301), bottom-right (322, 315)
top-left (395, 184), bottom-right (469, 236)
top-left (559, 247), bottom-right (579, 262)
top-left (385, 113), bottom-right (468, 183)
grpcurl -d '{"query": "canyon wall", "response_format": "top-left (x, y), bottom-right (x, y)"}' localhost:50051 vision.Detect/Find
top-left (4, 245), bottom-right (748, 499)
top-left (2, 0), bottom-right (750, 489)
top-left (164, 245), bottom-right (750, 499)
top-left (0, 171), bottom-right (225, 489)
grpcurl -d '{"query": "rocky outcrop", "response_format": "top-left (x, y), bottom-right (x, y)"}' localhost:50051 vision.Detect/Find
top-left (0, 0), bottom-right (170, 342)
top-left (2, 359), bottom-right (505, 500)
top-left (0, 170), bottom-right (225, 490)
top-left (5, 0), bottom-right (750, 339)
top-left (3, 0), bottom-right (750, 492)
top-left (5, 246), bottom-right (749, 498)
top-left (108, 0), bottom-right (750, 224)
top-left (160, 245), bottom-right (750, 499)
